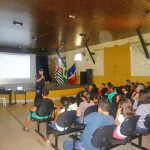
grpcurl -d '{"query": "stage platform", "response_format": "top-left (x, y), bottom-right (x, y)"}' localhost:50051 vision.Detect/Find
top-left (0, 82), bottom-right (83, 91)
top-left (0, 82), bottom-right (84, 103)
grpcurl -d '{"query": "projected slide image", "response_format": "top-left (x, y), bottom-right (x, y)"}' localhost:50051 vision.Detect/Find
top-left (0, 53), bottom-right (30, 79)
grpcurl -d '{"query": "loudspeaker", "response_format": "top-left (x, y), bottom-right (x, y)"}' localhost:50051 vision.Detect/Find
top-left (80, 72), bottom-right (87, 85)
top-left (86, 69), bottom-right (93, 84)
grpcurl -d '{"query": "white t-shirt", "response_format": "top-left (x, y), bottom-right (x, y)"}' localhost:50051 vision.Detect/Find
top-left (116, 114), bottom-right (127, 138)
top-left (69, 103), bottom-right (78, 111)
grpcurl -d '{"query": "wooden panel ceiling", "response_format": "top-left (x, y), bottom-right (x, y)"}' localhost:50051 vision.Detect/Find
top-left (0, 0), bottom-right (150, 54)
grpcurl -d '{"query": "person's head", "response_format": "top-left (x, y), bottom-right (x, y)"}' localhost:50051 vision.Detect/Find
top-left (98, 98), bottom-right (110, 114)
top-left (146, 82), bottom-right (150, 87)
top-left (101, 83), bottom-right (106, 88)
top-left (130, 82), bottom-right (135, 91)
top-left (121, 99), bottom-right (135, 119)
top-left (60, 97), bottom-right (69, 111)
top-left (108, 85), bottom-right (115, 93)
top-left (80, 91), bottom-right (90, 103)
top-left (136, 84), bottom-right (145, 93)
top-left (93, 93), bottom-right (99, 104)
top-left (116, 92), bottom-right (126, 103)
top-left (39, 69), bottom-right (44, 75)
top-left (42, 89), bottom-right (49, 98)
top-left (68, 96), bottom-right (76, 104)
top-left (92, 84), bottom-right (96, 89)
top-left (139, 91), bottom-right (150, 104)
top-left (122, 86), bottom-right (127, 92)
top-left (126, 79), bottom-right (130, 85)
top-left (84, 85), bottom-right (89, 92)
top-left (107, 82), bottom-right (112, 87)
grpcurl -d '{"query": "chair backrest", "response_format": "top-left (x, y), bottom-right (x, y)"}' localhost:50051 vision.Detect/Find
top-left (57, 111), bottom-right (76, 128)
top-left (84, 105), bottom-right (98, 117)
top-left (120, 115), bottom-right (140, 136)
top-left (112, 94), bottom-right (117, 103)
top-left (91, 125), bottom-right (116, 148)
top-left (36, 102), bottom-right (53, 117)
top-left (144, 113), bottom-right (150, 129)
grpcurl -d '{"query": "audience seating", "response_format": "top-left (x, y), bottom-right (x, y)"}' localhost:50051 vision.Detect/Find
top-left (47, 111), bottom-right (85, 150)
top-left (109, 95), bottom-right (118, 119)
top-left (69, 115), bottom-right (150, 150)
top-left (31, 104), bottom-right (56, 138)
top-left (84, 105), bottom-right (98, 117)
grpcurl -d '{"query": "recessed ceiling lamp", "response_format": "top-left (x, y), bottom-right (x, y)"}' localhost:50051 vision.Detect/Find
top-left (13, 20), bottom-right (23, 26)
top-left (145, 10), bottom-right (150, 15)
top-left (42, 49), bottom-right (45, 51)
top-left (60, 40), bottom-right (65, 44)
top-left (69, 15), bottom-right (75, 19)
top-left (32, 36), bottom-right (37, 41)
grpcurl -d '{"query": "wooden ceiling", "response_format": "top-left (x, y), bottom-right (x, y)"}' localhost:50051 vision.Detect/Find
top-left (0, 0), bottom-right (150, 54)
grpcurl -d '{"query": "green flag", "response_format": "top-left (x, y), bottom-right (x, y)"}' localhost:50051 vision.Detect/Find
top-left (62, 60), bottom-right (68, 83)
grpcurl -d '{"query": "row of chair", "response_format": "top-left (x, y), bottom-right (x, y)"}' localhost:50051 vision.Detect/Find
top-left (70, 114), bottom-right (150, 150)
top-left (31, 104), bottom-right (150, 150)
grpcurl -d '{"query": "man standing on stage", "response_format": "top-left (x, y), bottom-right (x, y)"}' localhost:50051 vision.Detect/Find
top-left (34, 69), bottom-right (45, 104)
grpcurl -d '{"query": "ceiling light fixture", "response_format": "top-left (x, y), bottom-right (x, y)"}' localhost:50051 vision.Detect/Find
top-left (13, 20), bottom-right (23, 26)
top-left (32, 36), bottom-right (37, 41)
top-left (146, 10), bottom-right (150, 15)
top-left (60, 41), bottom-right (65, 44)
top-left (69, 15), bottom-right (75, 19)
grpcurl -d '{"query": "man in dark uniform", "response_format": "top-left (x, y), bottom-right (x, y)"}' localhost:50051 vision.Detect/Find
top-left (34, 69), bottom-right (45, 104)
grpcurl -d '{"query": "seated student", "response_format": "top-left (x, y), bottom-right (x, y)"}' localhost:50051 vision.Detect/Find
top-left (109, 92), bottom-right (126, 119)
top-left (91, 84), bottom-right (98, 94)
top-left (75, 85), bottom-right (89, 106)
top-left (122, 86), bottom-right (131, 99)
top-left (24, 89), bottom-right (54, 131)
top-left (99, 83), bottom-right (107, 96)
top-left (130, 82), bottom-right (136, 95)
top-left (126, 79), bottom-right (131, 93)
top-left (136, 92), bottom-right (150, 133)
top-left (42, 97), bottom-right (70, 143)
top-left (63, 98), bottom-right (115, 150)
top-left (107, 82), bottom-right (112, 87)
top-left (76, 91), bottom-right (95, 123)
top-left (113, 99), bottom-right (135, 139)
top-left (92, 93), bottom-right (99, 106)
top-left (146, 81), bottom-right (150, 89)
top-left (133, 84), bottom-right (145, 110)
top-left (68, 96), bottom-right (78, 111)
top-left (106, 85), bottom-right (117, 103)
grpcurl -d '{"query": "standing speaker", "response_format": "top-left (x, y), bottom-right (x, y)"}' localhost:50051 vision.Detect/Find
top-left (80, 72), bottom-right (87, 85)
top-left (86, 69), bottom-right (93, 84)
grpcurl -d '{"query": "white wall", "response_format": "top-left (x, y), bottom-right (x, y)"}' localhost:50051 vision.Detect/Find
top-left (49, 47), bottom-right (104, 76)
top-left (49, 32), bottom-right (150, 77)
top-left (130, 44), bottom-right (150, 76)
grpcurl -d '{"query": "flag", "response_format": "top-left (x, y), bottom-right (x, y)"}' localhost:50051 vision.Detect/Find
top-left (55, 63), bottom-right (64, 84)
top-left (67, 63), bottom-right (76, 85)
top-left (62, 60), bottom-right (68, 83)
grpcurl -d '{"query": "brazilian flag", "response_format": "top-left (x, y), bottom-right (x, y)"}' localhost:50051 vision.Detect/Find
top-left (62, 60), bottom-right (68, 83)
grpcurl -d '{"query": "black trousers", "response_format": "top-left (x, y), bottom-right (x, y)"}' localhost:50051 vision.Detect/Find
top-left (34, 88), bottom-right (43, 104)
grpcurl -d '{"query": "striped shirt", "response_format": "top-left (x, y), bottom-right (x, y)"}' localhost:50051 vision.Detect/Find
top-left (136, 104), bottom-right (150, 129)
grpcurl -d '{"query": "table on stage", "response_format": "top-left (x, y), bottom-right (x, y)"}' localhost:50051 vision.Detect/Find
top-left (0, 90), bottom-right (12, 105)
top-left (14, 90), bottom-right (27, 105)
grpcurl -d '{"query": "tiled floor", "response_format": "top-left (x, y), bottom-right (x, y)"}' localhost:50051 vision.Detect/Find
top-left (0, 103), bottom-right (150, 150)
